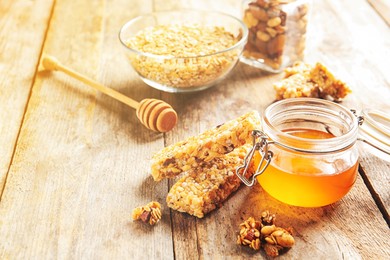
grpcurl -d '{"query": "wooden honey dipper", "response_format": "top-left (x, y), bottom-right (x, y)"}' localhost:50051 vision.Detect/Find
top-left (41, 55), bottom-right (177, 133)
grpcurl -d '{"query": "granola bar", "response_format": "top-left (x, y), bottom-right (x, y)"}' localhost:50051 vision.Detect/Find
top-left (274, 62), bottom-right (351, 101)
top-left (151, 111), bottom-right (261, 181)
top-left (166, 144), bottom-right (255, 218)
top-left (274, 73), bottom-right (319, 100)
top-left (310, 62), bottom-right (351, 100)
top-left (283, 61), bottom-right (312, 77)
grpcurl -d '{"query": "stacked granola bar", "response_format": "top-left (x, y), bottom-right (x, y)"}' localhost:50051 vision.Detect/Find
top-left (151, 111), bottom-right (261, 218)
top-left (274, 62), bottom-right (351, 101)
top-left (167, 144), bottom-right (255, 218)
top-left (151, 111), bottom-right (261, 181)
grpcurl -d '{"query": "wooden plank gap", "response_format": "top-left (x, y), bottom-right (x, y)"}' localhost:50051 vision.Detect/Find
top-left (195, 219), bottom-right (202, 257)
top-left (358, 165), bottom-right (390, 227)
top-left (367, 0), bottom-right (390, 26)
top-left (0, 0), bottom-right (57, 201)
top-left (167, 178), bottom-right (177, 260)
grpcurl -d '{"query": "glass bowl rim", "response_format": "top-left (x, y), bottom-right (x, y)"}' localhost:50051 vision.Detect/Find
top-left (118, 9), bottom-right (249, 59)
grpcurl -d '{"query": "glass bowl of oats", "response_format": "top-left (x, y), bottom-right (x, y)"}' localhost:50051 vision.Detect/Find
top-left (119, 10), bottom-right (248, 93)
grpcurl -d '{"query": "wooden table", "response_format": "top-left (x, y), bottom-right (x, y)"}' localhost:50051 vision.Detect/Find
top-left (1, 0), bottom-right (389, 259)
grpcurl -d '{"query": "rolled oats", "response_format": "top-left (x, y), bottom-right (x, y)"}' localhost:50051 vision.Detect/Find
top-left (125, 24), bottom-right (241, 88)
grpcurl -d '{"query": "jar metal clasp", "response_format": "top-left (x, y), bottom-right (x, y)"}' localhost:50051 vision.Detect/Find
top-left (236, 130), bottom-right (273, 187)
top-left (352, 109), bottom-right (390, 156)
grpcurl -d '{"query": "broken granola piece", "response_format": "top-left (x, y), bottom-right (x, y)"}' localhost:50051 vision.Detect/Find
top-left (166, 145), bottom-right (255, 218)
top-left (132, 201), bottom-right (162, 225)
top-left (274, 73), bottom-right (319, 100)
top-left (283, 61), bottom-right (312, 77)
top-left (310, 62), bottom-right (351, 100)
top-left (151, 111), bottom-right (261, 181)
top-left (274, 62), bottom-right (351, 101)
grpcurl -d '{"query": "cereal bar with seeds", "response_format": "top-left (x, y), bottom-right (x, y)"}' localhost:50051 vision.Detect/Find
top-left (274, 73), bottom-right (319, 100)
top-left (151, 111), bottom-right (261, 181)
top-left (309, 62), bottom-right (351, 100)
top-left (283, 61), bottom-right (312, 78)
top-left (274, 61), bottom-right (351, 101)
top-left (166, 144), bottom-right (255, 218)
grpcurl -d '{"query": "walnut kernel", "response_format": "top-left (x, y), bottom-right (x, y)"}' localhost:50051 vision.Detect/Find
top-left (132, 201), bottom-right (162, 225)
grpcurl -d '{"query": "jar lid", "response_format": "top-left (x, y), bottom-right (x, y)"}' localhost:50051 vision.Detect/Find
top-left (359, 109), bottom-right (390, 156)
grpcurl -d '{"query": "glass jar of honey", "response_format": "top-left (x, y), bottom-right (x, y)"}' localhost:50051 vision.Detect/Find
top-left (240, 0), bottom-right (311, 73)
top-left (237, 98), bottom-right (361, 207)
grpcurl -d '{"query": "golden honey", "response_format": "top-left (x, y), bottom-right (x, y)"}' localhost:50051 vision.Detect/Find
top-left (235, 98), bottom-right (363, 207)
top-left (256, 129), bottom-right (358, 207)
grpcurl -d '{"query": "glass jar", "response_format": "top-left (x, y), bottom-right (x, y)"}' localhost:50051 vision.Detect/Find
top-left (240, 0), bottom-right (310, 73)
top-left (237, 98), bottom-right (360, 207)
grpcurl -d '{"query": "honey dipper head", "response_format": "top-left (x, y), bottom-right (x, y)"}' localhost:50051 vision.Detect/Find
top-left (136, 99), bottom-right (177, 132)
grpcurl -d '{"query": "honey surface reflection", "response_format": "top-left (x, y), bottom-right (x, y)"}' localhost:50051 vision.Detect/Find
top-left (256, 129), bottom-right (359, 207)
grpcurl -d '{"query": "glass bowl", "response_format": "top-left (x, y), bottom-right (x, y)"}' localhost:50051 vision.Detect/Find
top-left (119, 10), bottom-right (248, 93)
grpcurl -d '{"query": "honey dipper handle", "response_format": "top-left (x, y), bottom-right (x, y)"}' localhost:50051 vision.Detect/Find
top-left (41, 54), bottom-right (140, 110)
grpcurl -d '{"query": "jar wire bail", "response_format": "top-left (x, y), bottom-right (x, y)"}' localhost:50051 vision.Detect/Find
top-left (236, 130), bottom-right (273, 187)
top-left (353, 109), bottom-right (390, 156)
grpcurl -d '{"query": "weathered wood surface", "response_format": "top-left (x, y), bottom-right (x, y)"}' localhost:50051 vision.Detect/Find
top-left (0, 0), bottom-right (54, 197)
top-left (368, 0), bottom-right (390, 26)
top-left (308, 0), bottom-right (390, 222)
top-left (0, 0), bottom-right (389, 259)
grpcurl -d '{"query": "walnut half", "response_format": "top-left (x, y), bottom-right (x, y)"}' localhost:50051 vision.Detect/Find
top-left (132, 201), bottom-right (162, 225)
top-left (237, 210), bottom-right (295, 257)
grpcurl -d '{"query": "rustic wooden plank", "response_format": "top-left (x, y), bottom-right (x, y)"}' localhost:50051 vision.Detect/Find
top-left (162, 67), bottom-right (279, 260)
top-left (0, 0), bottom-right (389, 259)
top-left (152, 0), bottom-right (240, 16)
top-left (163, 69), bottom-right (390, 259)
top-left (304, 0), bottom-right (390, 112)
top-left (162, 0), bottom-right (390, 259)
top-left (164, 105), bottom-right (202, 260)
top-left (193, 175), bottom-right (390, 259)
top-left (367, 0), bottom-right (390, 26)
top-left (152, 1), bottom-right (262, 259)
top-left (95, 0), bottom-right (175, 259)
top-left (0, 0), bottom-right (174, 259)
top-left (153, 1), bottom-right (246, 259)
top-left (358, 149), bottom-right (390, 225)
top-left (0, 0), bottom-right (108, 257)
top-left (0, 0), bottom-right (54, 195)
top-left (306, 0), bottom-right (390, 216)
